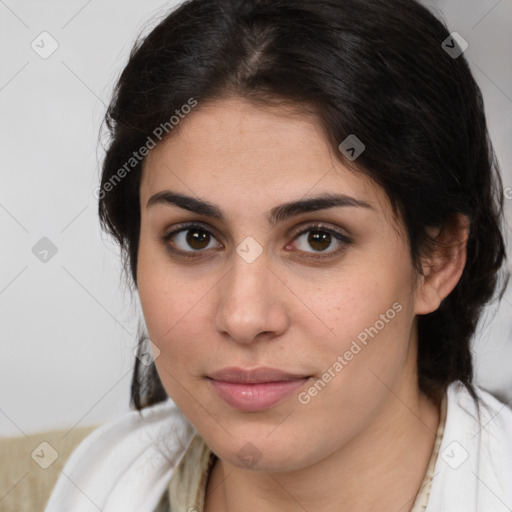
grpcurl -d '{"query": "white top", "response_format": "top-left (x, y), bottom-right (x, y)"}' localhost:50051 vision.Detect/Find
top-left (44, 381), bottom-right (512, 512)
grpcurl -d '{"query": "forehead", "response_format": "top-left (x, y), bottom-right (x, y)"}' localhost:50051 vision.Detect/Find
top-left (140, 96), bottom-right (394, 223)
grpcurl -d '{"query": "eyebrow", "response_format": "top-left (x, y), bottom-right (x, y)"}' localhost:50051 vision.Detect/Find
top-left (146, 190), bottom-right (373, 227)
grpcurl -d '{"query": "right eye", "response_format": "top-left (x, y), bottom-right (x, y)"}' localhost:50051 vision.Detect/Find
top-left (162, 223), bottom-right (223, 259)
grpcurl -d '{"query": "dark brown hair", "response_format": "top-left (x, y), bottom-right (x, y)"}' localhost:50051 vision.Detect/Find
top-left (98, 0), bottom-right (509, 411)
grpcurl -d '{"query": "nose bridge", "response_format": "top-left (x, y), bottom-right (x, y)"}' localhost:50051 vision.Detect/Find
top-left (214, 246), bottom-right (287, 342)
top-left (224, 248), bottom-right (271, 313)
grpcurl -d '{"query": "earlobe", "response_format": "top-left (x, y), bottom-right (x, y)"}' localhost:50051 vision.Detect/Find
top-left (414, 213), bottom-right (470, 315)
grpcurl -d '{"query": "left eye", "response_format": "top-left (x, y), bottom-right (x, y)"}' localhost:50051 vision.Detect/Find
top-left (288, 225), bottom-right (353, 255)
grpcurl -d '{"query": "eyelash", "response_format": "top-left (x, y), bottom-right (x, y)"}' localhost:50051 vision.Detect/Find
top-left (161, 222), bottom-right (354, 261)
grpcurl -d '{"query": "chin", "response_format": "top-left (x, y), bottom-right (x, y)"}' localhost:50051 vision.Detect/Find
top-left (210, 432), bottom-right (320, 473)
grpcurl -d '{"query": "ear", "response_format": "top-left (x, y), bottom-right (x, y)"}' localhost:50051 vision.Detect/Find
top-left (414, 213), bottom-right (470, 315)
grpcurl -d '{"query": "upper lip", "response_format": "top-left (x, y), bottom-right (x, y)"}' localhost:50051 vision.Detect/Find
top-left (208, 367), bottom-right (310, 383)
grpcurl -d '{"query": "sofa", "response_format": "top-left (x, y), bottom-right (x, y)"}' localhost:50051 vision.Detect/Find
top-left (0, 425), bottom-right (97, 511)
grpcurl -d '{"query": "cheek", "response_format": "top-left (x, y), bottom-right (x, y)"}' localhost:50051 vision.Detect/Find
top-left (137, 233), bottom-right (203, 351)
top-left (317, 256), bottom-right (411, 337)
top-left (296, 286), bottom-right (414, 438)
top-left (137, 267), bottom-right (211, 404)
top-left (311, 253), bottom-right (415, 381)
top-left (138, 273), bottom-right (209, 355)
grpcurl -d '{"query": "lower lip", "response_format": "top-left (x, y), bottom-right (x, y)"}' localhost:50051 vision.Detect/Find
top-left (208, 377), bottom-right (310, 412)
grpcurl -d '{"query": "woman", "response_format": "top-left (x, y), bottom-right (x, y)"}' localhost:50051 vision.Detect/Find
top-left (45, 0), bottom-right (512, 511)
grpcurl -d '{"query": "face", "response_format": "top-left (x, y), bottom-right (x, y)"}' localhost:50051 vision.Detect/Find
top-left (137, 96), bottom-right (422, 472)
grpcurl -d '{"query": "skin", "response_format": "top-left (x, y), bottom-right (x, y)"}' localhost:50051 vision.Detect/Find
top-left (137, 96), bottom-right (469, 512)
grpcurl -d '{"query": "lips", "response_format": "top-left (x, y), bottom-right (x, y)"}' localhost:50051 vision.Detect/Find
top-left (208, 366), bottom-right (311, 384)
top-left (207, 367), bottom-right (312, 411)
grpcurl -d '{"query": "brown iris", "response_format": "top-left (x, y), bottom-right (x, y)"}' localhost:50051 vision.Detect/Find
top-left (308, 231), bottom-right (331, 252)
top-left (186, 229), bottom-right (210, 250)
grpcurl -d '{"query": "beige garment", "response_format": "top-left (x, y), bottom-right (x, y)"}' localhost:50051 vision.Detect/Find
top-left (0, 425), bottom-right (98, 512)
top-left (166, 393), bottom-right (447, 512)
top-left (409, 392), bottom-right (448, 512)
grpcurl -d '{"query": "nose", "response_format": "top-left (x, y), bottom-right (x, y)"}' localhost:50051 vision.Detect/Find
top-left (213, 250), bottom-right (290, 345)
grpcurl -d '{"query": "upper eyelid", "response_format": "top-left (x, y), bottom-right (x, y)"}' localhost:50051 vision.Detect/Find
top-left (164, 220), bottom-right (347, 235)
top-left (164, 221), bottom-right (222, 241)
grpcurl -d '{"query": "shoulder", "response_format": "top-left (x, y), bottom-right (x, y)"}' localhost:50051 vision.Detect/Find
top-left (447, 381), bottom-right (512, 444)
top-left (426, 381), bottom-right (512, 512)
top-left (44, 398), bottom-right (197, 512)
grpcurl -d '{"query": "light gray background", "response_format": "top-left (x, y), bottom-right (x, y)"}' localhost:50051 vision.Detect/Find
top-left (1, 0), bottom-right (511, 436)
